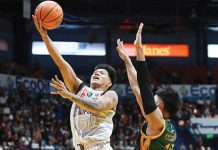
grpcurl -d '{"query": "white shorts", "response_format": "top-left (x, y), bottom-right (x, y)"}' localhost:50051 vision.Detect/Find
top-left (74, 142), bottom-right (112, 150)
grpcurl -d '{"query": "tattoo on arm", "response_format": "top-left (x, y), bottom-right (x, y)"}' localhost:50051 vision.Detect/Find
top-left (68, 90), bottom-right (117, 113)
top-left (71, 94), bottom-right (100, 110)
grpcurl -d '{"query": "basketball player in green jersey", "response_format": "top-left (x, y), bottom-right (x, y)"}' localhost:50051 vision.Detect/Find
top-left (116, 23), bottom-right (182, 150)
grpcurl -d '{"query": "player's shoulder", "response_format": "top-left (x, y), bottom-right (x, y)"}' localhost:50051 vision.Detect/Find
top-left (164, 121), bottom-right (176, 139)
top-left (104, 90), bottom-right (118, 97)
top-left (165, 121), bottom-right (176, 131)
top-left (105, 89), bottom-right (117, 94)
top-left (102, 90), bottom-right (118, 101)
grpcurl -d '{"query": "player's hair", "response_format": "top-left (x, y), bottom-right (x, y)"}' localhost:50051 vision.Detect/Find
top-left (156, 88), bottom-right (182, 117)
top-left (94, 64), bottom-right (116, 86)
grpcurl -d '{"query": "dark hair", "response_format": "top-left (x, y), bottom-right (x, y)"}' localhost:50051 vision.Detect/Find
top-left (156, 88), bottom-right (182, 117)
top-left (94, 64), bottom-right (116, 86)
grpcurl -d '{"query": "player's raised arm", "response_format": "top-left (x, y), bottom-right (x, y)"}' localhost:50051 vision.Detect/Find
top-left (134, 23), bottom-right (164, 133)
top-left (116, 39), bottom-right (145, 117)
top-left (50, 76), bottom-right (118, 114)
top-left (32, 15), bottom-right (82, 93)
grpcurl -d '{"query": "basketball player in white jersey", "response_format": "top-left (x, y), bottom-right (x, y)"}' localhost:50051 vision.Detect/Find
top-left (32, 15), bottom-right (118, 150)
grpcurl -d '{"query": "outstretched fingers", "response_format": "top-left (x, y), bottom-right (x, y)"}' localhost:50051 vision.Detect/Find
top-left (137, 23), bottom-right (144, 35)
top-left (51, 76), bottom-right (64, 90)
top-left (116, 39), bottom-right (121, 51)
top-left (55, 75), bottom-right (61, 83)
top-left (117, 39), bottom-right (121, 46)
top-left (32, 15), bottom-right (44, 31)
top-left (136, 23), bottom-right (144, 41)
top-left (51, 78), bottom-right (60, 86)
top-left (32, 15), bottom-right (39, 29)
top-left (117, 39), bottom-right (123, 49)
top-left (55, 75), bottom-right (66, 87)
top-left (120, 40), bottom-right (124, 48)
top-left (50, 82), bottom-right (61, 90)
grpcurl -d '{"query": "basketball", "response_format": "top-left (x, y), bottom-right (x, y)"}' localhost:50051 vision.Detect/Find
top-left (34, 1), bottom-right (63, 30)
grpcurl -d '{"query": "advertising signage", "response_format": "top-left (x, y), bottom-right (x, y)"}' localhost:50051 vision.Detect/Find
top-left (124, 44), bottom-right (189, 57)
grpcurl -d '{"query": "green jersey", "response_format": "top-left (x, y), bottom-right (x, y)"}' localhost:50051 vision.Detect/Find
top-left (135, 120), bottom-right (176, 150)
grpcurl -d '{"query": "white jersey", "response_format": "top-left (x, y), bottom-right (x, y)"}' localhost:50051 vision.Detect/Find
top-left (70, 84), bottom-right (115, 148)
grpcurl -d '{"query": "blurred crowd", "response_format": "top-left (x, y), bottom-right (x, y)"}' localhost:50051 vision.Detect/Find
top-left (180, 101), bottom-right (217, 119)
top-left (115, 63), bottom-right (218, 85)
top-left (0, 60), bottom-right (44, 79)
top-left (0, 86), bottom-right (73, 149)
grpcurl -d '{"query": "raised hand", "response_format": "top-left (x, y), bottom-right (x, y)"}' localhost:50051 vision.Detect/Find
top-left (50, 75), bottom-right (72, 99)
top-left (134, 23), bottom-right (144, 49)
top-left (134, 23), bottom-right (145, 60)
top-left (32, 15), bottom-right (47, 39)
top-left (116, 39), bottom-right (129, 61)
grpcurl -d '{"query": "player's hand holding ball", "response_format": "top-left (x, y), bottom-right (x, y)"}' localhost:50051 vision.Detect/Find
top-left (32, 15), bottom-right (47, 39)
top-left (32, 1), bottom-right (63, 39)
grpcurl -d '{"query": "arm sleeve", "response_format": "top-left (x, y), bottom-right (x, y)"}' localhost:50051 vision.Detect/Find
top-left (136, 60), bottom-right (157, 115)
